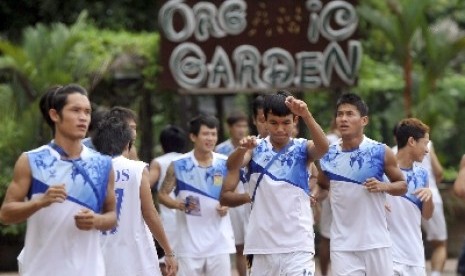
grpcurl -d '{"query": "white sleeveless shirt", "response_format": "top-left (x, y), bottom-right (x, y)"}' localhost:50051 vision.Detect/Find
top-left (173, 151), bottom-right (235, 257)
top-left (100, 156), bottom-right (160, 276)
top-left (244, 137), bottom-right (315, 255)
top-left (386, 165), bottom-right (428, 267)
top-left (320, 136), bottom-right (391, 251)
top-left (20, 144), bottom-right (112, 276)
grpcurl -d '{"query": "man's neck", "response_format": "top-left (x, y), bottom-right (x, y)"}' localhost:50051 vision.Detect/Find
top-left (231, 138), bottom-right (241, 149)
top-left (341, 135), bottom-right (364, 151)
top-left (396, 149), bottom-right (414, 169)
top-left (270, 137), bottom-right (291, 152)
top-left (193, 149), bottom-right (213, 167)
top-left (54, 135), bottom-right (83, 159)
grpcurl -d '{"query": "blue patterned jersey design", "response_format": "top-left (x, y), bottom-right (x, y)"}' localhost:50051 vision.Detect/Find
top-left (401, 165), bottom-right (428, 210)
top-left (215, 139), bottom-right (234, 156)
top-left (27, 145), bottom-right (112, 213)
top-left (249, 138), bottom-right (309, 193)
top-left (320, 136), bottom-right (385, 185)
top-left (173, 152), bottom-right (227, 200)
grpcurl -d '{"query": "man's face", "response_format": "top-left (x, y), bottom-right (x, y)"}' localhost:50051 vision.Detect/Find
top-left (191, 125), bottom-right (218, 153)
top-left (253, 108), bottom-right (268, 138)
top-left (127, 119), bottom-right (137, 140)
top-left (229, 120), bottom-right (249, 142)
top-left (53, 93), bottom-right (91, 140)
top-left (265, 113), bottom-right (295, 146)
top-left (335, 103), bottom-right (367, 139)
top-left (412, 134), bottom-right (430, 163)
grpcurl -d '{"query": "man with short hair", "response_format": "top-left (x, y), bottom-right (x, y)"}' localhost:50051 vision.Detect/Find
top-left (158, 115), bottom-right (235, 276)
top-left (148, 124), bottom-right (187, 275)
top-left (0, 84), bottom-right (117, 276)
top-left (388, 118), bottom-right (434, 275)
top-left (227, 90), bottom-right (329, 275)
top-left (215, 111), bottom-right (249, 276)
top-left (93, 116), bottom-right (177, 276)
top-left (318, 93), bottom-right (407, 276)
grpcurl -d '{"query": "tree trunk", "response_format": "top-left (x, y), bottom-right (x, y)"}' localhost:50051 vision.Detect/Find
top-left (139, 87), bottom-right (153, 163)
top-left (403, 52), bottom-right (413, 118)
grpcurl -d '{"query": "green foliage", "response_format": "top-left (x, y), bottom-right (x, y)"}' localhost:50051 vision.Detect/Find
top-left (0, 0), bottom-right (159, 41)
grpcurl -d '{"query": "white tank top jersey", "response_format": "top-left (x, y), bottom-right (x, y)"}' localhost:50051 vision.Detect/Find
top-left (20, 144), bottom-right (112, 276)
top-left (215, 139), bottom-right (235, 156)
top-left (320, 136), bottom-right (391, 251)
top-left (155, 152), bottom-right (183, 235)
top-left (386, 165), bottom-right (428, 267)
top-left (173, 151), bottom-right (236, 257)
top-left (393, 141), bottom-right (441, 203)
top-left (244, 137), bottom-right (314, 255)
top-left (100, 156), bottom-right (160, 276)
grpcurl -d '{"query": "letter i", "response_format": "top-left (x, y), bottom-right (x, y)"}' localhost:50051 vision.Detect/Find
top-left (306, 0), bottom-right (322, 43)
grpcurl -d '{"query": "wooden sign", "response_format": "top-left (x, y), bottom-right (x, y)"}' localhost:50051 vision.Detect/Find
top-left (158, 0), bottom-right (361, 93)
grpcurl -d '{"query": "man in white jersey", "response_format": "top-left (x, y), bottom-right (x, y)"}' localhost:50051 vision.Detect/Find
top-left (453, 154), bottom-right (465, 275)
top-left (0, 84), bottom-right (117, 276)
top-left (227, 90), bottom-right (329, 275)
top-left (158, 114), bottom-right (235, 276)
top-left (392, 125), bottom-right (447, 276)
top-left (215, 111), bottom-right (249, 276)
top-left (148, 124), bottom-right (187, 275)
top-left (388, 118), bottom-right (434, 275)
top-left (92, 116), bottom-right (177, 276)
top-left (318, 93), bottom-right (407, 276)
top-left (219, 95), bottom-right (269, 274)
top-left (317, 122), bottom-right (339, 276)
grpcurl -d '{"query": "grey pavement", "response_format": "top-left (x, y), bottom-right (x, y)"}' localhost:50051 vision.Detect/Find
top-left (0, 258), bottom-right (460, 276)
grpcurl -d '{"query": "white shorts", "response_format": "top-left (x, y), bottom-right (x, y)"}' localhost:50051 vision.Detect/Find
top-left (319, 197), bottom-right (332, 239)
top-left (250, 251), bottom-right (315, 276)
top-left (393, 261), bottom-right (426, 276)
top-left (421, 201), bottom-right (447, 241)
top-left (331, 247), bottom-right (393, 276)
top-left (230, 205), bottom-right (247, 245)
top-left (177, 254), bottom-right (231, 276)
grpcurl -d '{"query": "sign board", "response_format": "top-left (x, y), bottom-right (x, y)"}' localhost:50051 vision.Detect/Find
top-left (158, 0), bottom-right (361, 93)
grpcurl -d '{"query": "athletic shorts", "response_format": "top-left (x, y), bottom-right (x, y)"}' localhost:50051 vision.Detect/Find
top-left (331, 247), bottom-right (393, 276)
top-left (250, 251), bottom-right (315, 276)
top-left (422, 202), bottom-right (447, 241)
top-left (177, 254), bottom-right (231, 276)
top-left (393, 261), bottom-right (426, 276)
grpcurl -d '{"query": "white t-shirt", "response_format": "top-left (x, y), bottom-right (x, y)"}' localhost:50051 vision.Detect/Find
top-left (244, 137), bottom-right (315, 255)
top-left (20, 144), bottom-right (112, 276)
top-left (392, 141), bottom-right (442, 203)
top-left (155, 152), bottom-right (183, 236)
top-left (320, 136), bottom-right (391, 251)
top-left (173, 151), bottom-right (236, 257)
top-left (386, 165), bottom-right (428, 267)
top-left (100, 156), bottom-right (160, 276)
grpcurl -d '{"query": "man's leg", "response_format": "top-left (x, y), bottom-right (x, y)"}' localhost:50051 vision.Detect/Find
top-left (457, 241), bottom-right (465, 275)
top-left (422, 200), bottom-right (447, 275)
top-left (429, 240), bottom-right (447, 275)
top-left (235, 244), bottom-right (247, 276)
top-left (319, 237), bottom-right (331, 276)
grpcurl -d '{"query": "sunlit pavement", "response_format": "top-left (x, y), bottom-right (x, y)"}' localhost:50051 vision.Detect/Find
top-left (0, 258), bottom-right (459, 276)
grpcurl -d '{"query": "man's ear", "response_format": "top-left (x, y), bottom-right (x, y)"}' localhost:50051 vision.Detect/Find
top-left (49, 109), bottom-right (59, 123)
top-left (189, 133), bottom-right (196, 143)
top-left (258, 114), bottom-right (266, 123)
top-left (407, 136), bottom-right (416, 146)
top-left (293, 116), bottom-right (299, 124)
top-left (361, 116), bottom-right (369, 127)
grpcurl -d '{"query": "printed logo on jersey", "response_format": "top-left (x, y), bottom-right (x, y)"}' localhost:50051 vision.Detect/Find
top-left (213, 172), bottom-right (223, 186)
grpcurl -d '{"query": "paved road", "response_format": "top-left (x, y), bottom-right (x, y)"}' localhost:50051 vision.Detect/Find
top-left (1, 258), bottom-right (459, 275)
